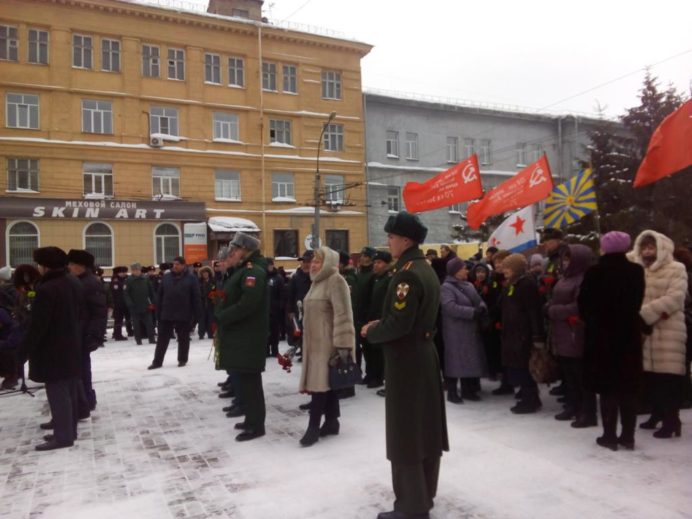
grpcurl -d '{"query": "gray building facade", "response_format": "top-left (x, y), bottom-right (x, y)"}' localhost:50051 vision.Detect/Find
top-left (363, 92), bottom-right (600, 246)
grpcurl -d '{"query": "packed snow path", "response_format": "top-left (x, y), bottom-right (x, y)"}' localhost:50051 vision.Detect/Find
top-left (1, 338), bottom-right (690, 518)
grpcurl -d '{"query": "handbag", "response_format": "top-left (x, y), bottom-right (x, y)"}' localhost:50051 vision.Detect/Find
top-left (328, 352), bottom-right (362, 390)
top-left (529, 346), bottom-right (560, 384)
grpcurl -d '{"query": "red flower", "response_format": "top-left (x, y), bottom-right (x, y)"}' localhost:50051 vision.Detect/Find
top-left (543, 276), bottom-right (556, 287)
top-left (538, 286), bottom-right (547, 295)
top-left (495, 322), bottom-right (502, 330)
top-left (567, 315), bottom-right (580, 327)
top-left (208, 289), bottom-right (226, 302)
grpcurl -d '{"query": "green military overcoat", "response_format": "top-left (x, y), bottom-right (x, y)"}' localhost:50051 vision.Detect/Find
top-left (366, 246), bottom-right (449, 464)
top-left (215, 251), bottom-right (269, 373)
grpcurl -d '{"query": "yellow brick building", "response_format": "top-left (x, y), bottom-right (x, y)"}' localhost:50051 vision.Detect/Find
top-left (0, 0), bottom-right (372, 271)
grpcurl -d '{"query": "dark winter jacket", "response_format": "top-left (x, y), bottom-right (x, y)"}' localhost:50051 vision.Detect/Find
top-left (21, 268), bottom-right (84, 383)
top-left (267, 269), bottom-right (285, 317)
top-left (287, 267), bottom-right (311, 317)
top-left (109, 275), bottom-right (128, 310)
top-left (157, 270), bottom-right (202, 322)
top-left (125, 274), bottom-right (156, 314)
top-left (578, 253), bottom-right (645, 394)
top-left (353, 266), bottom-right (375, 325)
top-left (77, 271), bottom-right (108, 352)
top-left (367, 270), bottom-right (392, 321)
top-left (546, 245), bottom-right (594, 358)
top-left (540, 243), bottom-right (569, 301)
top-left (500, 274), bottom-right (545, 369)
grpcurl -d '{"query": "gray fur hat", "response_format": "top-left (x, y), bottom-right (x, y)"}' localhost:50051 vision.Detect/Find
top-left (230, 232), bottom-right (260, 252)
top-left (217, 247), bottom-right (230, 261)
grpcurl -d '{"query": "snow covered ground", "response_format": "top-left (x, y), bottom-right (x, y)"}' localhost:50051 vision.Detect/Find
top-left (0, 338), bottom-right (690, 519)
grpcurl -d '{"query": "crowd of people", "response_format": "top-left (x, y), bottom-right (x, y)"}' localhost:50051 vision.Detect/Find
top-left (0, 213), bottom-right (690, 518)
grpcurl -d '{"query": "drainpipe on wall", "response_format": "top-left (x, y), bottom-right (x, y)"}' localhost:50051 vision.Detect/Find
top-left (362, 92), bottom-right (370, 245)
top-left (258, 24), bottom-right (267, 255)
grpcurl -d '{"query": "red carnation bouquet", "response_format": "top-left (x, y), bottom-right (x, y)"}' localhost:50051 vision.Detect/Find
top-left (208, 289), bottom-right (226, 303)
top-left (278, 345), bottom-right (298, 373)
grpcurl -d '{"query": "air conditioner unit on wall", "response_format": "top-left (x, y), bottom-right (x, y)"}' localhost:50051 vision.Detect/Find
top-left (150, 136), bottom-right (163, 148)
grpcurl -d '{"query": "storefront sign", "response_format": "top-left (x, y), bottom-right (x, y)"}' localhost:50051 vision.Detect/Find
top-left (183, 222), bottom-right (208, 263)
top-left (0, 197), bottom-right (206, 221)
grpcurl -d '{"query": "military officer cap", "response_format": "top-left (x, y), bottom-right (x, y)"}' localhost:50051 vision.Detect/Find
top-left (67, 249), bottom-right (95, 268)
top-left (230, 232), bottom-right (260, 251)
top-left (360, 246), bottom-right (377, 258)
top-left (373, 250), bottom-right (392, 263)
top-left (540, 228), bottom-right (563, 243)
top-left (384, 211), bottom-right (428, 244)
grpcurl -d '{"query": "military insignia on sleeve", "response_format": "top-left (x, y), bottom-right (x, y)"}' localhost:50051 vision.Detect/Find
top-left (394, 301), bottom-right (407, 310)
top-left (245, 276), bottom-right (256, 287)
top-left (396, 282), bottom-right (410, 300)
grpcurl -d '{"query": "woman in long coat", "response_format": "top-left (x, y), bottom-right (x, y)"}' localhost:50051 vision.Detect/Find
top-left (298, 247), bottom-right (355, 447)
top-left (441, 258), bottom-right (488, 403)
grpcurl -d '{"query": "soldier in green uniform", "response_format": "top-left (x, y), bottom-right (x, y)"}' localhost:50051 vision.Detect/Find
top-left (364, 249), bottom-right (392, 389)
top-left (215, 233), bottom-right (269, 442)
top-left (362, 212), bottom-right (449, 519)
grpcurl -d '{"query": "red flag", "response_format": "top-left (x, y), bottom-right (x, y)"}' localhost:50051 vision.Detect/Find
top-left (403, 155), bottom-right (483, 213)
top-left (467, 155), bottom-right (554, 229)
top-left (634, 99), bottom-right (692, 188)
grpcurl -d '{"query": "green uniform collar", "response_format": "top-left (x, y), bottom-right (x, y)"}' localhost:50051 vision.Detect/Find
top-left (393, 246), bottom-right (423, 270)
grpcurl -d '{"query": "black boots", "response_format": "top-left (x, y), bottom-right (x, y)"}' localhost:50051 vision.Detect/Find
top-left (639, 414), bottom-right (662, 430)
top-left (319, 419), bottom-right (340, 437)
top-left (596, 436), bottom-right (618, 451)
top-left (653, 413), bottom-right (682, 439)
top-left (300, 426), bottom-right (320, 447)
top-left (510, 398), bottom-right (542, 414)
top-left (447, 389), bottom-right (463, 404)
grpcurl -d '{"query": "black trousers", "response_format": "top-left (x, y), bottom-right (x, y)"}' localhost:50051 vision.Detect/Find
top-left (112, 306), bottom-right (133, 338)
top-left (45, 378), bottom-right (80, 444)
top-left (647, 372), bottom-right (684, 421)
top-left (308, 390), bottom-right (340, 427)
top-left (559, 356), bottom-right (596, 418)
top-left (197, 306), bottom-right (214, 339)
top-left (482, 328), bottom-right (503, 378)
top-left (236, 371), bottom-right (265, 431)
top-left (79, 348), bottom-right (96, 412)
top-left (267, 314), bottom-right (280, 356)
top-left (508, 367), bottom-right (539, 402)
top-left (362, 339), bottom-right (384, 382)
top-left (600, 390), bottom-right (638, 442)
top-left (132, 311), bottom-right (156, 344)
top-left (153, 320), bottom-right (191, 365)
top-left (391, 457), bottom-right (441, 515)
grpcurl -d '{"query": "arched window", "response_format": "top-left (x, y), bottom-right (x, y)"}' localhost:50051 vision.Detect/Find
top-left (155, 223), bottom-right (180, 264)
top-left (7, 221), bottom-right (39, 267)
top-left (84, 222), bottom-right (113, 267)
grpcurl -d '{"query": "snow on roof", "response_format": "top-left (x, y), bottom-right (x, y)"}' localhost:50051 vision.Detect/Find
top-left (368, 162), bottom-right (517, 176)
top-left (208, 216), bottom-right (259, 232)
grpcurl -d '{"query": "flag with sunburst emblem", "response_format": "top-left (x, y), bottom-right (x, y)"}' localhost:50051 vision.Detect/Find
top-left (543, 168), bottom-right (598, 229)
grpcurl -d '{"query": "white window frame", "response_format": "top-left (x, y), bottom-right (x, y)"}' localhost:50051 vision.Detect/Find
top-left (142, 44), bottom-right (160, 77)
top-left (154, 222), bottom-right (182, 265)
top-left (446, 136), bottom-right (458, 163)
top-left (271, 173), bottom-right (295, 202)
top-left (529, 144), bottom-right (543, 163)
top-left (6, 93), bottom-right (40, 129)
top-left (321, 70), bottom-right (342, 100)
top-left (213, 112), bottom-right (239, 142)
top-left (480, 139), bottom-right (492, 165)
top-left (214, 170), bottom-right (241, 201)
top-left (83, 222), bottom-right (114, 268)
top-left (72, 34), bottom-right (92, 69)
top-left (7, 158), bottom-right (39, 192)
top-left (282, 64), bottom-right (297, 94)
top-left (152, 167), bottom-right (180, 199)
top-left (205, 52), bottom-right (221, 84)
top-left (449, 203), bottom-right (462, 214)
top-left (269, 119), bottom-right (292, 145)
top-left (324, 175), bottom-right (344, 204)
top-left (28, 28), bottom-right (49, 65)
top-left (323, 123), bottom-right (343, 152)
top-left (6, 221), bottom-right (40, 268)
top-left (516, 143), bottom-right (527, 167)
top-left (101, 38), bottom-right (120, 72)
top-left (167, 48), bottom-right (185, 80)
top-left (405, 132), bottom-right (418, 161)
top-left (1, 25), bottom-right (18, 61)
top-left (81, 100), bottom-right (113, 134)
top-left (228, 56), bottom-right (244, 87)
top-left (464, 138), bottom-right (475, 158)
top-left (386, 130), bottom-right (399, 158)
top-left (262, 62), bottom-right (277, 91)
top-left (83, 163), bottom-right (113, 198)
top-left (150, 107), bottom-right (179, 137)
top-left (387, 186), bottom-right (401, 212)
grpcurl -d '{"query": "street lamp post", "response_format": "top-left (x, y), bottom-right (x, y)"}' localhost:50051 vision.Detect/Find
top-left (312, 111), bottom-right (337, 250)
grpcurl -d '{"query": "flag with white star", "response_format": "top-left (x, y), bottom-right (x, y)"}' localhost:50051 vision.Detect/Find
top-left (487, 205), bottom-right (537, 253)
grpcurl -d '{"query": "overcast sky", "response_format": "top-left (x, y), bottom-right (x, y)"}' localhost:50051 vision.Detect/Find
top-left (148, 0), bottom-right (691, 118)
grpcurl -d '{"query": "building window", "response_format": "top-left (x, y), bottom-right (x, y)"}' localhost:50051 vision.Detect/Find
top-left (7, 158), bottom-right (39, 192)
top-left (405, 132), bottom-right (418, 160)
top-left (84, 222), bottom-right (113, 267)
top-left (449, 203), bottom-right (462, 214)
top-left (6, 93), bottom-right (39, 129)
top-left (142, 44), bottom-right (160, 77)
top-left (324, 175), bottom-right (344, 204)
top-left (150, 107), bottom-right (178, 136)
top-left (82, 100), bottom-right (113, 134)
top-left (325, 230), bottom-right (349, 253)
top-left (269, 119), bottom-right (292, 145)
top-left (262, 62), bottom-right (277, 91)
top-left (167, 48), bottom-right (185, 80)
top-left (446, 136), bottom-right (458, 163)
top-left (387, 186), bottom-right (401, 212)
top-left (480, 139), bottom-right (492, 165)
top-left (0, 25), bottom-right (18, 61)
top-left (232, 8), bottom-right (250, 18)
top-left (215, 170), bottom-right (241, 201)
top-left (155, 223), bottom-right (181, 264)
top-left (213, 112), bottom-right (239, 141)
top-left (72, 34), bottom-right (92, 69)
top-left (273, 230), bottom-right (298, 258)
top-left (205, 53), bottom-right (221, 84)
top-left (152, 167), bottom-right (180, 198)
top-left (271, 173), bottom-right (295, 201)
top-left (83, 163), bottom-right (113, 198)
top-left (323, 123), bottom-right (343, 152)
top-left (7, 221), bottom-right (39, 267)
top-left (228, 57), bottom-right (244, 87)
top-left (322, 70), bottom-right (342, 100)
top-left (386, 131), bottom-right (399, 158)
top-left (464, 138), bottom-right (474, 158)
top-left (101, 38), bottom-right (120, 72)
top-left (516, 143), bottom-right (527, 167)
top-left (528, 143), bottom-right (543, 163)
top-left (283, 64), bottom-right (297, 93)
top-left (28, 29), bottom-right (49, 64)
